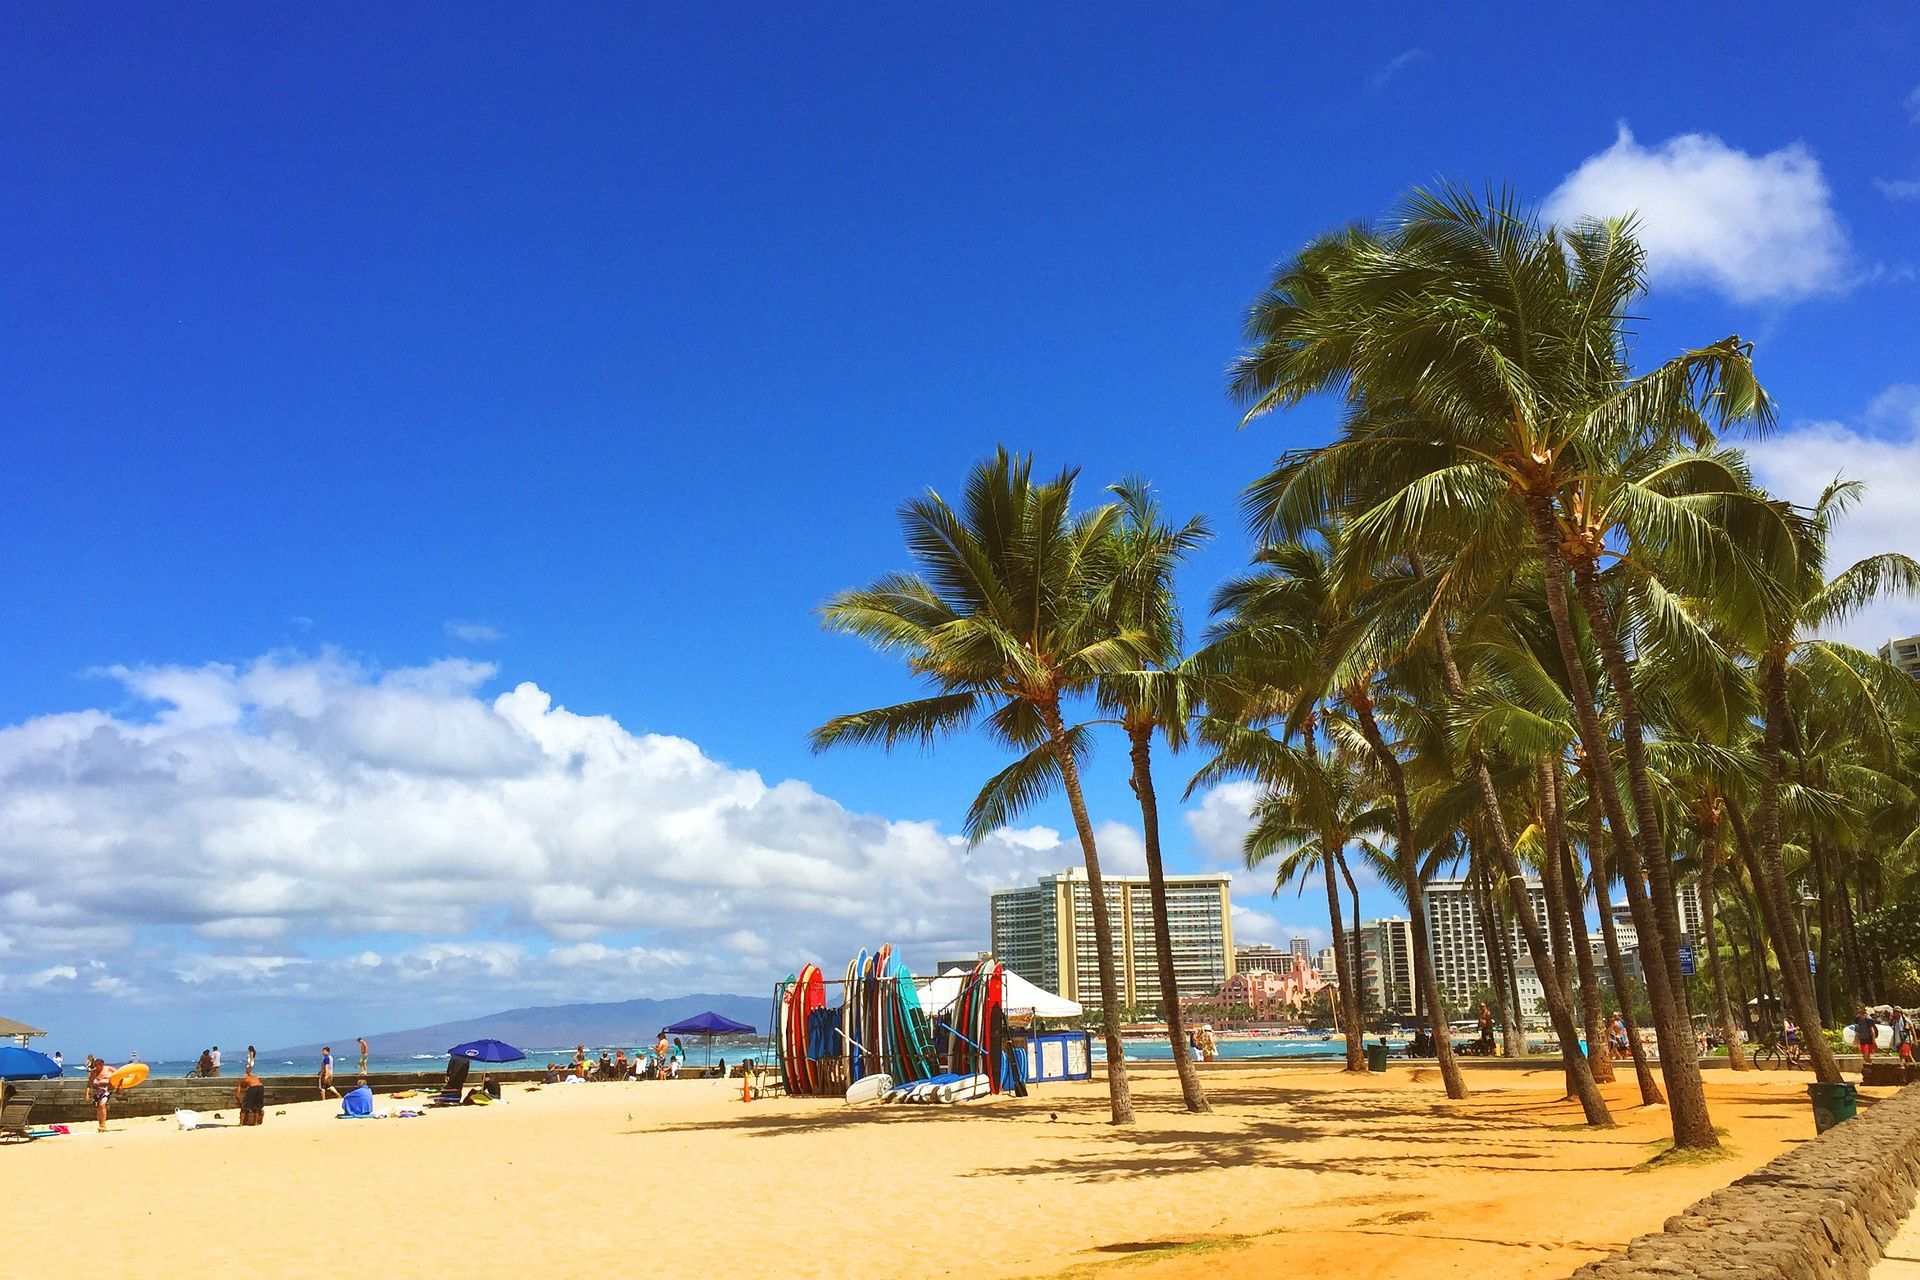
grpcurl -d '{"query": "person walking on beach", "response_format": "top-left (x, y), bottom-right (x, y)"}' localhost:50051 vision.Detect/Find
top-left (234, 1065), bottom-right (266, 1126)
top-left (318, 1046), bottom-right (340, 1100)
top-left (357, 1036), bottom-right (369, 1078)
top-left (246, 1045), bottom-right (256, 1073)
top-left (1894, 1009), bottom-right (1913, 1064)
top-left (209, 1045), bottom-right (221, 1076)
top-left (1853, 1008), bottom-right (1879, 1064)
top-left (1476, 1002), bottom-right (1495, 1056)
top-left (1607, 1013), bottom-right (1627, 1060)
top-left (86, 1056), bottom-right (111, 1132)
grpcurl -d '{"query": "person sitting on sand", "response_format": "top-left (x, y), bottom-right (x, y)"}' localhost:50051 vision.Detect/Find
top-left (234, 1067), bottom-right (266, 1126)
top-left (612, 1048), bottom-right (628, 1077)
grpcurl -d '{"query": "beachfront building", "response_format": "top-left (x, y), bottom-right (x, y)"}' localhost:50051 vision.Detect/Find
top-left (1346, 918), bottom-right (1417, 1017)
top-left (1235, 943), bottom-right (1295, 974)
top-left (1290, 936), bottom-right (1311, 968)
top-left (1424, 878), bottom-right (1551, 1016)
top-left (1609, 881), bottom-right (1704, 951)
top-left (990, 868), bottom-right (1233, 1011)
top-left (1211, 953), bottom-right (1326, 1018)
top-left (1314, 946), bottom-right (1338, 981)
top-left (1880, 633), bottom-right (1920, 678)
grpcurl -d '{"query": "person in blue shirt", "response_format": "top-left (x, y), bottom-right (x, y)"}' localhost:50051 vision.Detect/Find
top-left (1852, 1009), bottom-right (1880, 1064)
top-left (318, 1046), bottom-right (341, 1100)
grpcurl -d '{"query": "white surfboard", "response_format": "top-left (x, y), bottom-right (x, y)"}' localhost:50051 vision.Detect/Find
top-left (939, 1073), bottom-right (991, 1102)
top-left (844, 1073), bottom-right (893, 1104)
top-left (1843, 1025), bottom-right (1896, 1049)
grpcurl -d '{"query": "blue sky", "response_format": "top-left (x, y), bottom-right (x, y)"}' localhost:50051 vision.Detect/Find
top-left (3, 5), bottom-right (1917, 1055)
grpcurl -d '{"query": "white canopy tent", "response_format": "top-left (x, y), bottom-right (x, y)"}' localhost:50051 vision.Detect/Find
top-left (916, 967), bottom-right (1082, 1019)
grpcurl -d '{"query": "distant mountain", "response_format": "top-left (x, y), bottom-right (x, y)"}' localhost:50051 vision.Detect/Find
top-left (266, 993), bottom-right (768, 1058)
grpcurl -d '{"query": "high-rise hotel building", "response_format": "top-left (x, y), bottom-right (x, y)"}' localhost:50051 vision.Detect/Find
top-left (990, 868), bottom-right (1234, 1009)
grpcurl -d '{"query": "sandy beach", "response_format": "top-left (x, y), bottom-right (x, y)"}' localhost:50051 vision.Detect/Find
top-left (5, 1064), bottom-right (1865, 1278)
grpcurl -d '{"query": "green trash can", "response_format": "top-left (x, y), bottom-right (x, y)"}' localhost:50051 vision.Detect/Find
top-left (1366, 1043), bottom-right (1389, 1072)
top-left (1807, 1081), bottom-right (1858, 1133)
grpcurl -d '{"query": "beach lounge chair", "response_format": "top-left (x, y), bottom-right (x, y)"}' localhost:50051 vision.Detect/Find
top-left (1, 1098), bottom-right (33, 1142)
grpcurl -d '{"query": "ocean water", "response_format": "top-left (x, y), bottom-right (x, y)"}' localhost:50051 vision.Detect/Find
top-left (93, 1044), bottom-right (768, 1080)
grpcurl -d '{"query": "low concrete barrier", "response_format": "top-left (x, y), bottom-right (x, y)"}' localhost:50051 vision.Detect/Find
top-left (10, 1067), bottom-right (727, 1125)
top-left (1567, 1084), bottom-right (1920, 1280)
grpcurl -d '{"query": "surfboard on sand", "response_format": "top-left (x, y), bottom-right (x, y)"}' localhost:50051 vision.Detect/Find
top-left (845, 1072), bottom-right (893, 1104)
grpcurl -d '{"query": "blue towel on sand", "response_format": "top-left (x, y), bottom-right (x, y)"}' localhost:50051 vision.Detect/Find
top-left (340, 1085), bottom-right (375, 1117)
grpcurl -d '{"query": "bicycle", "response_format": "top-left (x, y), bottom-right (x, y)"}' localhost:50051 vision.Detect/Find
top-left (1752, 1033), bottom-right (1806, 1071)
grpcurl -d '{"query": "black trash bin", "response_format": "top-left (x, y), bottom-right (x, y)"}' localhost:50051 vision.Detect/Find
top-left (1807, 1081), bottom-right (1858, 1133)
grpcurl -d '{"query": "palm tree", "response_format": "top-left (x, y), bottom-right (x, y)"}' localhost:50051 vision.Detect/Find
top-left (1096, 480), bottom-right (1214, 1113)
top-left (1731, 480), bottom-right (1920, 1084)
top-left (1227, 190), bottom-right (1767, 1147)
top-left (810, 448), bottom-right (1144, 1124)
top-left (1195, 726), bottom-right (1386, 1072)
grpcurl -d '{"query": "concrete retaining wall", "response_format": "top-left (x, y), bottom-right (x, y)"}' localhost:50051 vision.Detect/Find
top-left (1568, 1084), bottom-right (1920, 1280)
top-left (9, 1067), bottom-right (724, 1125)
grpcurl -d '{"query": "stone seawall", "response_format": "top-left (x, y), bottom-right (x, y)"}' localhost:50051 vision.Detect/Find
top-left (1568, 1084), bottom-right (1920, 1280)
top-left (10, 1067), bottom-right (724, 1125)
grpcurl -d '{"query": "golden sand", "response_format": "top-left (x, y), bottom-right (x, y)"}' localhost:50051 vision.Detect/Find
top-left (5, 1064), bottom-right (1859, 1278)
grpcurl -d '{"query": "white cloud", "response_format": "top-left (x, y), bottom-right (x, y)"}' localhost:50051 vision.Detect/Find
top-left (0, 653), bottom-right (1097, 1021)
top-left (1543, 126), bottom-right (1848, 303)
top-left (1182, 780), bottom-right (1343, 945)
top-left (1746, 385), bottom-right (1920, 647)
top-left (27, 965), bottom-right (76, 987)
top-left (444, 620), bottom-right (503, 644)
top-left (1367, 49), bottom-right (1427, 91)
top-left (1875, 178), bottom-right (1920, 201)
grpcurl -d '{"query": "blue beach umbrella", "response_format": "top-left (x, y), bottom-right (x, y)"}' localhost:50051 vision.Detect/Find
top-left (0, 1045), bottom-right (60, 1079)
top-left (447, 1038), bottom-right (525, 1063)
top-left (661, 1012), bottom-right (757, 1071)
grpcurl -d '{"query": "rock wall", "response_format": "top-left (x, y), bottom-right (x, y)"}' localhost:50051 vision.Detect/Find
top-left (1569, 1084), bottom-right (1920, 1280)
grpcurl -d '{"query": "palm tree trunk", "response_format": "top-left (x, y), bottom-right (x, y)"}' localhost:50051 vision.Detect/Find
top-left (1430, 625), bottom-right (1611, 1126)
top-left (1586, 796), bottom-right (1663, 1104)
top-left (1558, 810), bottom-right (1612, 1083)
top-left (1339, 853), bottom-right (1364, 1022)
top-left (1537, 763), bottom-right (1590, 1094)
top-left (1470, 856), bottom-right (1519, 1057)
top-left (1569, 559), bottom-right (1694, 1015)
top-left (1524, 498), bottom-right (1706, 1146)
top-left (1699, 845), bottom-right (1750, 1070)
top-left (1349, 686), bottom-right (1466, 1099)
top-left (1126, 725), bottom-right (1209, 1114)
top-left (1322, 846), bottom-right (1367, 1072)
top-left (1041, 703), bottom-right (1135, 1124)
top-left (1751, 655), bottom-right (1843, 1082)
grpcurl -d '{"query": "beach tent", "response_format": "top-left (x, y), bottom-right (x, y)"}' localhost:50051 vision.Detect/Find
top-left (0, 1045), bottom-right (59, 1079)
top-left (917, 968), bottom-right (1081, 1019)
top-left (661, 1011), bottom-right (756, 1072)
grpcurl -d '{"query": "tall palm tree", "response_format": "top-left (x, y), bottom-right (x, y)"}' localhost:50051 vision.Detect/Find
top-left (1730, 480), bottom-right (1920, 1084)
top-left (810, 448), bottom-right (1144, 1124)
top-left (1194, 726), bottom-right (1387, 1072)
top-left (1228, 190), bottom-right (1766, 1147)
top-left (1097, 480), bottom-right (1214, 1113)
